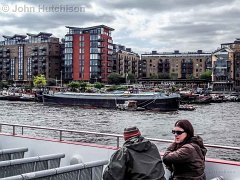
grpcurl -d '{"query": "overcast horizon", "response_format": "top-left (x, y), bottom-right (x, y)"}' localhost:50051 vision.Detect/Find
top-left (0, 0), bottom-right (239, 54)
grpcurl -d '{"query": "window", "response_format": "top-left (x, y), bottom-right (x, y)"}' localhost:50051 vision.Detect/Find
top-left (65, 36), bottom-right (73, 41)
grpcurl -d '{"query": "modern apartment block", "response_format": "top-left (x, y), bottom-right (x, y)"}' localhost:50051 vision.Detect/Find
top-left (212, 38), bottom-right (240, 91)
top-left (0, 33), bottom-right (61, 84)
top-left (113, 44), bottom-right (140, 78)
top-left (64, 25), bottom-right (114, 83)
top-left (140, 50), bottom-right (211, 79)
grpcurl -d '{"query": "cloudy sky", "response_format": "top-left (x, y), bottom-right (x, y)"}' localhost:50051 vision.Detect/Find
top-left (0, 0), bottom-right (239, 54)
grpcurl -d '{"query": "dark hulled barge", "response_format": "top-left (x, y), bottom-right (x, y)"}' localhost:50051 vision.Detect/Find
top-left (43, 92), bottom-right (180, 111)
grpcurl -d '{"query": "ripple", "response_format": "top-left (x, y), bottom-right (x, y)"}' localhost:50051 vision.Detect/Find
top-left (0, 101), bottom-right (239, 160)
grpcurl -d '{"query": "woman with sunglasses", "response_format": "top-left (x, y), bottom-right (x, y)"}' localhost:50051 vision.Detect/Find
top-left (163, 120), bottom-right (207, 180)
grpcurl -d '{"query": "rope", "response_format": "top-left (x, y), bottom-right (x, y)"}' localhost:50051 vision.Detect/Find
top-left (139, 98), bottom-right (157, 108)
top-left (137, 94), bottom-right (159, 108)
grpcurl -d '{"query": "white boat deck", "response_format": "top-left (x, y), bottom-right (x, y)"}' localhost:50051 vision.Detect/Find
top-left (0, 123), bottom-right (239, 180)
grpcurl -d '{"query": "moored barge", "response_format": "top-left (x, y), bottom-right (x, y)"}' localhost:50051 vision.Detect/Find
top-left (43, 92), bottom-right (180, 111)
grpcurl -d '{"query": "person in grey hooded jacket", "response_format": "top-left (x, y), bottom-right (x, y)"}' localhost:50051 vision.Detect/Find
top-left (103, 127), bottom-right (166, 180)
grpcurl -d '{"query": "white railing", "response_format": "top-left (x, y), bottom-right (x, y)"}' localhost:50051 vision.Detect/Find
top-left (0, 123), bottom-right (240, 151)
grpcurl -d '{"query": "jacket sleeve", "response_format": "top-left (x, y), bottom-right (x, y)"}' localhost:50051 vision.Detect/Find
top-left (103, 148), bottom-right (128, 180)
top-left (163, 144), bottom-right (193, 164)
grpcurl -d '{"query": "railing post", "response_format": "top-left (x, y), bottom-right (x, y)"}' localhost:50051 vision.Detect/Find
top-left (117, 137), bottom-right (119, 148)
top-left (0, 125), bottom-right (2, 133)
top-left (13, 125), bottom-right (16, 135)
top-left (60, 130), bottom-right (62, 141)
top-left (21, 127), bottom-right (24, 135)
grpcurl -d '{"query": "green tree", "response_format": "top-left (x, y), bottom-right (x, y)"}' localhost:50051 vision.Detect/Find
top-left (79, 81), bottom-right (88, 92)
top-left (186, 74), bottom-right (194, 80)
top-left (200, 70), bottom-right (212, 80)
top-left (150, 74), bottom-right (158, 79)
top-left (68, 81), bottom-right (80, 91)
top-left (33, 75), bottom-right (47, 87)
top-left (0, 81), bottom-right (8, 89)
top-left (159, 73), bottom-right (170, 79)
top-left (170, 73), bottom-right (178, 79)
top-left (127, 73), bottom-right (136, 84)
top-left (94, 82), bottom-right (104, 89)
top-left (107, 73), bottom-right (124, 84)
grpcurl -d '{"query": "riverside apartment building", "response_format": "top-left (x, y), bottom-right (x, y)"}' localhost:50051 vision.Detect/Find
top-left (64, 25), bottom-right (114, 83)
top-left (0, 32), bottom-right (61, 85)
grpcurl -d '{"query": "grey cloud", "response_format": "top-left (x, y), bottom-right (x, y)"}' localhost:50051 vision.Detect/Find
top-left (0, 12), bottom-right (115, 35)
top-left (98, 0), bottom-right (237, 12)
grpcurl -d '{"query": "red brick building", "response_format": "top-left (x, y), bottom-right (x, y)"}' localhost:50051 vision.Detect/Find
top-left (64, 25), bottom-right (114, 82)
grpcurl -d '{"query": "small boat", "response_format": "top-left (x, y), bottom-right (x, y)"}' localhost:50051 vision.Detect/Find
top-left (0, 123), bottom-right (239, 179)
top-left (179, 104), bottom-right (196, 111)
top-left (116, 100), bottom-right (145, 111)
top-left (43, 92), bottom-right (180, 111)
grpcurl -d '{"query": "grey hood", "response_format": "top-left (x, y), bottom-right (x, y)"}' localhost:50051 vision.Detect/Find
top-left (124, 136), bottom-right (152, 152)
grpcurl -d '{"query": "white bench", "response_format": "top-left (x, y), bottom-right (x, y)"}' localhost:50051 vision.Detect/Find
top-left (1, 160), bottom-right (108, 180)
top-left (0, 153), bottom-right (65, 178)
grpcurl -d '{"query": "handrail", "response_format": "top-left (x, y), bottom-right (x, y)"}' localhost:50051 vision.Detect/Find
top-left (0, 123), bottom-right (239, 151)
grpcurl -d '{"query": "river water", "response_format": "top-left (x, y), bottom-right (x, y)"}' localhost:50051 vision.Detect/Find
top-left (0, 100), bottom-right (239, 161)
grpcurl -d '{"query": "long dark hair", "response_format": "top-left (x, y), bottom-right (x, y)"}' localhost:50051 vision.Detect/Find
top-left (175, 119), bottom-right (194, 142)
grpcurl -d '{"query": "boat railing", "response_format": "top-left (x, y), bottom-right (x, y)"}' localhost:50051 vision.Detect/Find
top-left (0, 123), bottom-right (239, 151)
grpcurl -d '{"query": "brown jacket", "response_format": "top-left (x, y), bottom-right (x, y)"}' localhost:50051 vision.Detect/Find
top-left (163, 136), bottom-right (207, 180)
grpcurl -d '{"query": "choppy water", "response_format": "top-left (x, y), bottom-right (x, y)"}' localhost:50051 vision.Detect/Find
top-left (0, 101), bottom-right (239, 161)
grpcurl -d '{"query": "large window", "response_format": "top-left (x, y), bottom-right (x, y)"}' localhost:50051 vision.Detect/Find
top-left (18, 46), bottom-right (24, 80)
top-left (90, 54), bottom-right (100, 59)
top-left (10, 58), bottom-right (15, 80)
top-left (27, 57), bottom-right (32, 79)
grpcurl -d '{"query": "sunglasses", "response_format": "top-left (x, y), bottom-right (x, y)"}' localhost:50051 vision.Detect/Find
top-left (172, 130), bottom-right (185, 135)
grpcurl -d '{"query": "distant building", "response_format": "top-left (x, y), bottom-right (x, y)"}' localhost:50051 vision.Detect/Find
top-left (0, 33), bottom-right (61, 85)
top-left (212, 38), bottom-right (240, 91)
top-left (64, 25), bottom-right (114, 83)
top-left (113, 44), bottom-right (140, 79)
top-left (140, 50), bottom-right (211, 79)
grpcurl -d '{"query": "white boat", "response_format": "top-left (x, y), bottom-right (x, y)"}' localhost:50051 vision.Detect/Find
top-left (0, 123), bottom-right (239, 179)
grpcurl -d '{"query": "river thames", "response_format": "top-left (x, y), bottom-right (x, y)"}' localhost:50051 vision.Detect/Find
top-left (0, 100), bottom-right (239, 161)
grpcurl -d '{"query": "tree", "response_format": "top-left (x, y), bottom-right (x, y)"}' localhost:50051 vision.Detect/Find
top-left (33, 75), bottom-right (47, 87)
top-left (0, 81), bottom-right (8, 89)
top-left (79, 82), bottom-right (88, 92)
top-left (149, 74), bottom-right (158, 79)
top-left (107, 73), bottom-right (125, 84)
top-left (170, 73), bottom-right (178, 80)
top-left (127, 73), bottom-right (136, 84)
top-left (68, 81), bottom-right (80, 92)
top-left (200, 70), bottom-right (212, 80)
top-left (94, 82), bottom-right (104, 89)
top-left (159, 73), bottom-right (170, 79)
top-left (186, 74), bottom-right (194, 80)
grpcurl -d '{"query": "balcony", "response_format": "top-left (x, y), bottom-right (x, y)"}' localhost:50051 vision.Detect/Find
top-left (32, 47), bottom-right (38, 51)
top-left (31, 52), bottom-right (38, 56)
top-left (33, 65), bottom-right (38, 69)
top-left (39, 46), bottom-right (47, 50)
top-left (33, 71), bottom-right (38, 76)
top-left (39, 52), bottom-right (47, 56)
top-left (32, 58), bottom-right (38, 63)
top-left (98, 38), bottom-right (104, 42)
top-left (98, 44), bottom-right (104, 48)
